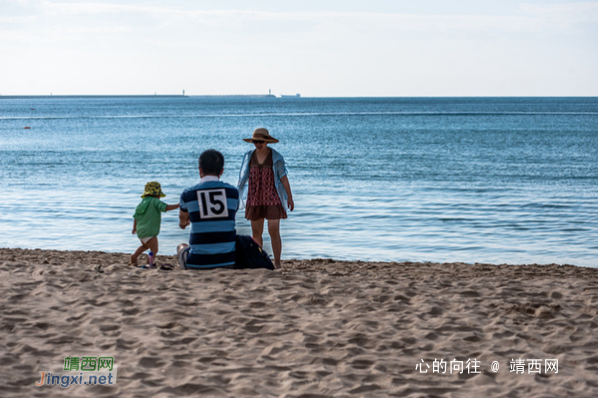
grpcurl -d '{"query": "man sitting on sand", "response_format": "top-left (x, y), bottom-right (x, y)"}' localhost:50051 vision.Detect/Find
top-left (177, 149), bottom-right (239, 270)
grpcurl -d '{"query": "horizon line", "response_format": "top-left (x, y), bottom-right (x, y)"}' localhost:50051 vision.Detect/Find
top-left (1, 94), bottom-right (598, 99)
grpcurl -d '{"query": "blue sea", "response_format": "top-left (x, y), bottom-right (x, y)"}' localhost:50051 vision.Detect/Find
top-left (1, 96), bottom-right (597, 267)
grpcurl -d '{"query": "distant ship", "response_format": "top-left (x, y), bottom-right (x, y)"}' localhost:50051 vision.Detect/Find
top-left (280, 93), bottom-right (301, 98)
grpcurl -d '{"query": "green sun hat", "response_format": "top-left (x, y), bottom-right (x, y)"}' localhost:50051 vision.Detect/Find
top-left (141, 181), bottom-right (166, 198)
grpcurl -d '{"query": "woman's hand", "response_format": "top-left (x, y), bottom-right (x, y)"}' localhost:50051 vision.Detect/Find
top-left (280, 175), bottom-right (294, 212)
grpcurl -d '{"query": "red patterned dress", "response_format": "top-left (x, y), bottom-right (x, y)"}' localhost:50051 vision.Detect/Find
top-left (245, 150), bottom-right (287, 220)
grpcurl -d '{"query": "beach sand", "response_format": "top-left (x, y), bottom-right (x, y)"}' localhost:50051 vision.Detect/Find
top-left (1, 248), bottom-right (597, 397)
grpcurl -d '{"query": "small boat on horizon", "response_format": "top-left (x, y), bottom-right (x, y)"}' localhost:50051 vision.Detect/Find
top-left (280, 93), bottom-right (301, 98)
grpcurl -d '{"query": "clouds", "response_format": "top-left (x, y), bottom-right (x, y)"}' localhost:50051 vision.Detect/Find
top-left (520, 1), bottom-right (598, 20)
top-left (4, 1), bottom-right (598, 31)
top-left (15, 1), bottom-right (596, 31)
top-left (0, 1), bottom-right (596, 95)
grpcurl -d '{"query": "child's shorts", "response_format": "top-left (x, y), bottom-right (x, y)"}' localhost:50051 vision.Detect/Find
top-left (140, 237), bottom-right (155, 244)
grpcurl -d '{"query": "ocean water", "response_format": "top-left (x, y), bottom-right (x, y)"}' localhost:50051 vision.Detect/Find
top-left (1, 96), bottom-right (597, 267)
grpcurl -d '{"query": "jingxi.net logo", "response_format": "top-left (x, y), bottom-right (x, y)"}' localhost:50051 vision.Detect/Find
top-left (36, 355), bottom-right (117, 388)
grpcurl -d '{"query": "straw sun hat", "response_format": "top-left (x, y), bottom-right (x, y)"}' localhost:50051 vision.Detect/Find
top-left (243, 128), bottom-right (279, 143)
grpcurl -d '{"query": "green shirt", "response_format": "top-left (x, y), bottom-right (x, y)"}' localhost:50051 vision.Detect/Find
top-left (133, 197), bottom-right (168, 239)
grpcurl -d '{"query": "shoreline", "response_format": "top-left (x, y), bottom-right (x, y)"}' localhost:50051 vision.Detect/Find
top-left (0, 247), bottom-right (593, 269)
top-left (1, 248), bottom-right (597, 397)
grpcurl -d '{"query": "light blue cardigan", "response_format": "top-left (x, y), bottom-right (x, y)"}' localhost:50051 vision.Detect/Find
top-left (237, 148), bottom-right (289, 210)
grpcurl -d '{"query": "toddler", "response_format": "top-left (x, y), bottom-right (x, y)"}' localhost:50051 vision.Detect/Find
top-left (131, 181), bottom-right (179, 267)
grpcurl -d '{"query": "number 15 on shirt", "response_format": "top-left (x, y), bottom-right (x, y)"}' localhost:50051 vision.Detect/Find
top-left (197, 189), bottom-right (228, 219)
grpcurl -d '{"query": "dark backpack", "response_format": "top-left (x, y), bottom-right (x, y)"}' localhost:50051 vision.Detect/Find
top-left (234, 235), bottom-right (275, 270)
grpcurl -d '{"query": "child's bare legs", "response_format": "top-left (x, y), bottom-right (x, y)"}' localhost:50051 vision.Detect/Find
top-left (250, 218), bottom-right (265, 247)
top-left (267, 219), bottom-right (282, 269)
top-left (131, 237), bottom-right (159, 266)
top-left (145, 237), bottom-right (159, 265)
top-left (131, 244), bottom-right (145, 265)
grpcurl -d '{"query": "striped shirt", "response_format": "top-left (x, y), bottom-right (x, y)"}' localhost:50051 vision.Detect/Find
top-left (179, 177), bottom-right (239, 269)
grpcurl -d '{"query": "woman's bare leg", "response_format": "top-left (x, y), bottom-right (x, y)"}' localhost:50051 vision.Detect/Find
top-left (267, 219), bottom-right (282, 269)
top-left (251, 218), bottom-right (265, 247)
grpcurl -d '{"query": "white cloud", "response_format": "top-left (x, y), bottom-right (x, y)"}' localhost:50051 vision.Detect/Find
top-left (16, 2), bottom-right (588, 30)
top-left (520, 1), bottom-right (598, 17)
top-left (519, 1), bottom-right (598, 30)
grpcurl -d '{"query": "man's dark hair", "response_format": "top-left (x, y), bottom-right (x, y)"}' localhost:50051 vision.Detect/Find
top-left (199, 149), bottom-right (225, 176)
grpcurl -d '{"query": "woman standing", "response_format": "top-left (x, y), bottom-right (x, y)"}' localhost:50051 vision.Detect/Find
top-left (238, 128), bottom-right (294, 269)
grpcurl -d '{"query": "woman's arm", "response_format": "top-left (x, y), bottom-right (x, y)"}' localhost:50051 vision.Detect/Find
top-left (280, 175), bottom-right (294, 211)
top-left (237, 150), bottom-right (253, 190)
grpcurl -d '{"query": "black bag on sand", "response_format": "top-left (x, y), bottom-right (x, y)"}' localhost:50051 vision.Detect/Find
top-left (235, 235), bottom-right (275, 270)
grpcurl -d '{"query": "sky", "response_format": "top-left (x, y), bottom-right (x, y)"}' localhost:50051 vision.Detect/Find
top-left (1, 0), bottom-right (597, 96)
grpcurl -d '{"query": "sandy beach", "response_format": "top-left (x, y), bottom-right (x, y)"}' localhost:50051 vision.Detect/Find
top-left (1, 248), bottom-right (597, 397)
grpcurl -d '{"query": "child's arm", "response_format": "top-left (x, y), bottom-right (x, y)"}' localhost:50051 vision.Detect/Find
top-left (166, 203), bottom-right (180, 212)
top-left (132, 219), bottom-right (137, 234)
